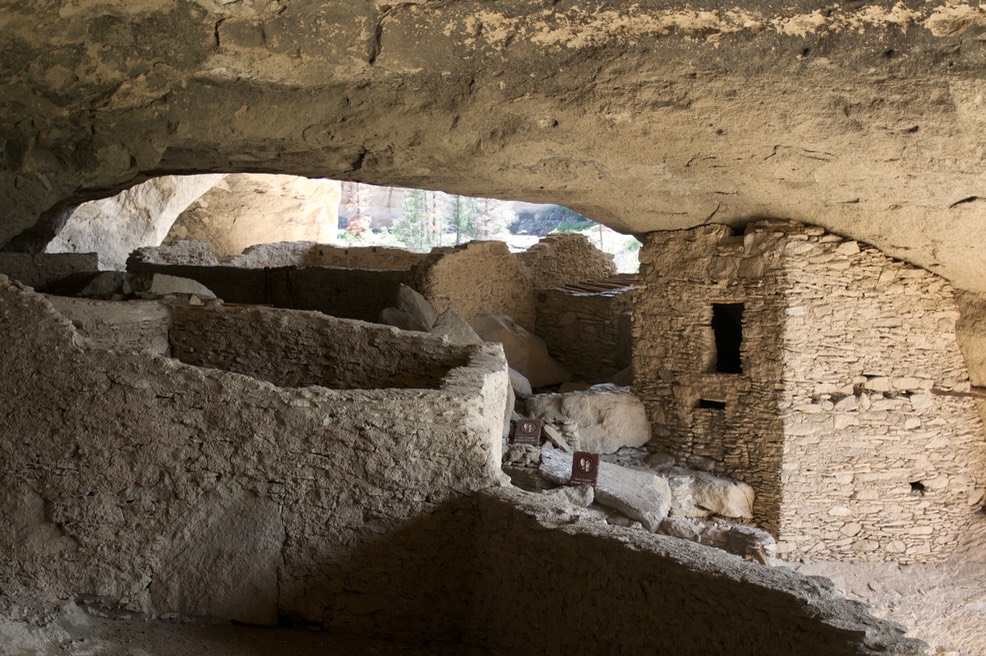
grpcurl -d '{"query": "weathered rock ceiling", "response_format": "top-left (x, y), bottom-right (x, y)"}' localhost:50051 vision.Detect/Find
top-left (1, 1), bottom-right (984, 288)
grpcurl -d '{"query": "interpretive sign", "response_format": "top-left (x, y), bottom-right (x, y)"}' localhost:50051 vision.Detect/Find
top-left (511, 418), bottom-right (543, 445)
top-left (570, 451), bottom-right (599, 486)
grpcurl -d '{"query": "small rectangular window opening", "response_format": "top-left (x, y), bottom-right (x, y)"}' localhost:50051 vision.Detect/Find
top-left (712, 303), bottom-right (744, 374)
top-left (698, 399), bottom-right (727, 410)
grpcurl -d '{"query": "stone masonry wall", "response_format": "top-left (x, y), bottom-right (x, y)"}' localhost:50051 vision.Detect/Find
top-left (776, 230), bottom-right (986, 563)
top-left (127, 261), bottom-right (412, 323)
top-left (415, 241), bottom-right (536, 332)
top-left (535, 282), bottom-right (634, 383)
top-left (0, 276), bottom-right (508, 636)
top-left (228, 242), bottom-right (427, 270)
top-left (634, 224), bottom-right (790, 534)
top-left (170, 305), bottom-right (469, 390)
top-left (635, 221), bottom-right (986, 563)
top-left (517, 233), bottom-right (616, 289)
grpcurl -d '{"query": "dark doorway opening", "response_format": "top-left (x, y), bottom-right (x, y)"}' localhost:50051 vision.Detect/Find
top-left (712, 303), bottom-right (744, 374)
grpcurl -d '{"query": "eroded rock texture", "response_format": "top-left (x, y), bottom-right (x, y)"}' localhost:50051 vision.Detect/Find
top-left (1, 1), bottom-right (984, 291)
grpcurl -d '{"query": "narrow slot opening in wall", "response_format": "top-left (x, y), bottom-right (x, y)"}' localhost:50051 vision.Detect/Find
top-left (711, 303), bottom-right (744, 374)
top-left (910, 481), bottom-right (926, 496)
top-left (698, 399), bottom-right (727, 410)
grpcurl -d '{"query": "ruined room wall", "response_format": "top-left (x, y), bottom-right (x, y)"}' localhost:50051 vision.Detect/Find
top-left (228, 242), bottom-right (427, 270)
top-left (465, 488), bottom-right (924, 656)
top-left (414, 241), bottom-right (536, 332)
top-left (127, 260), bottom-right (413, 323)
top-left (535, 282), bottom-right (634, 383)
top-left (46, 296), bottom-right (173, 356)
top-left (0, 275), bottom-right (508, 636)
top-left (776, 231), bottom-right (986, 563)
top-left (170, 305), bottom-right (469, 389)
top-left (0, 252), bottom-right (100, 290)
top-left (633, 224), bottom-right (789, 534)
top-left (165, 174), bottom-right (341, 257)
top-left (517, 233), bottom-right (616, 289)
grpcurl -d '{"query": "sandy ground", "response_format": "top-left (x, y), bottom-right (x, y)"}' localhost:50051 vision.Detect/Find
top-left (787, 513), bottom-right (986, 656)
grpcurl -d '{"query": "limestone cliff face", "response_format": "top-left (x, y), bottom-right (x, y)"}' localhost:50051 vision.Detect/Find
top-left (1, 1), bottom-right (984, 288)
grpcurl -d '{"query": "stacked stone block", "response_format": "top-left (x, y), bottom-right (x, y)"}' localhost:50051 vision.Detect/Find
top-left (634, 220), bottom-right (986, 562)
top-left (535, 279), bottom-right (634, 383)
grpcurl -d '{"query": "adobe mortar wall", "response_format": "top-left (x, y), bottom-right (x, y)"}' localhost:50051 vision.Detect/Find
top-left (170, 305), bottom-right (469, 389)
top-left (517, 233), bottom-right (616, 289)
top-left (414, 241), bottom-right (536, 331)
top-left (465, 488), bottom-right (924, 656)
top-left (228, 242), bottom-right (427, 270)
top-left (535, 283), bottom-right (633, 383)
top-left (127, 261), bottom-right (413, 323)
top-left (0, 275), bottom-right (508, 634)
top-left (776, 232), bottom-right (986, 563)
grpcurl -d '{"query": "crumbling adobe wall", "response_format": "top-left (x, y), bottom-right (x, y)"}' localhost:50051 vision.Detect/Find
top-left (0, 275), bottom-right (508, 635)
top-left (634, 224), bottom-right (790, 534)
top-left (414, 241), bottom-right (536, 332)
top-left (127, 259), bottom-right (413, 323)
top-left (46, 295), bottom-right (173, 356)
top-left (535, 281), bottom-right (634, 383)
top-left (777, 231), bottom-right (986, 563)
top-left (465, 488), bottom-right (924, 656)
top-left (228, 242), bottom-right (427, 270)
top-left (517, 233), bottom-right (616, 290)
top-left (170, 305), bottom-right (469, 390)
top-left (0, 252), bottom-right (100, 290)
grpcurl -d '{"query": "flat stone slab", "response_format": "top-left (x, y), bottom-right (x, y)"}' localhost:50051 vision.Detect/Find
top-left (540, 448), bottom-right (670, 531)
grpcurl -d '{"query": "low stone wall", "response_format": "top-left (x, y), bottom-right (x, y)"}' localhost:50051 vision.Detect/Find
top-left (46, 296), bottom-right (173, 356)
top-left (535, 279), bottom-right (634, 382)
top-left (464, 488), bottom-right (923, 656)
top-left (228, 242), bottom-right (427, 270)
top-left (127, 261), bottom-right (413, 322)
top-left (170, 305), bottom-right (470, 390)
top-left (0, 276), bottom-right (508, 633)
top-left (0, 252), bottom-right (100, 290)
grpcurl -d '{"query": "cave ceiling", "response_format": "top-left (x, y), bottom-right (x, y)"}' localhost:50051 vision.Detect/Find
top-left (0, 1), bottom-right (984, 289)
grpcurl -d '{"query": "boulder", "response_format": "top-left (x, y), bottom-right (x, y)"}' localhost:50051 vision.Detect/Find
top-left (430, 308), bottom-right (482, 345)
top-left (148, 274), bottom-right (217, 298)
top-left (508, 368), bottom-right (533, 399)
top-left (659, 517), bottom-right (777, 564)
top-left (472, 314), bottom-right (569, 388)
top-left (525, 384), bottom-right (651, 454)
top-left (378, 307), bottom-right (429, 332)
top-left (396, 284), bottom-right (438, 330)
top-left (651, 467), bottom-right (755, 519)
top-left (540, 448), bottom-right (670, 532)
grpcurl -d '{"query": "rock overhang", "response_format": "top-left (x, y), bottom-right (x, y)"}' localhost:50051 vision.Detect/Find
top-left (0, 0), bottom-right (984, 292)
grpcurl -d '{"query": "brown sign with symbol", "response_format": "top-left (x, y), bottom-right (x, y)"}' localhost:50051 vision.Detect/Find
top-left (510, 418), bottom-right (543, 445)
top-left (570, 451), bottom-right (600, 486)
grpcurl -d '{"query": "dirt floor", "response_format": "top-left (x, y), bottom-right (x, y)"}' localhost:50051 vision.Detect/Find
top-left (11, 618), bottom-right (490, 656)
top-left (787, 512), bottom-right (986, 656)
